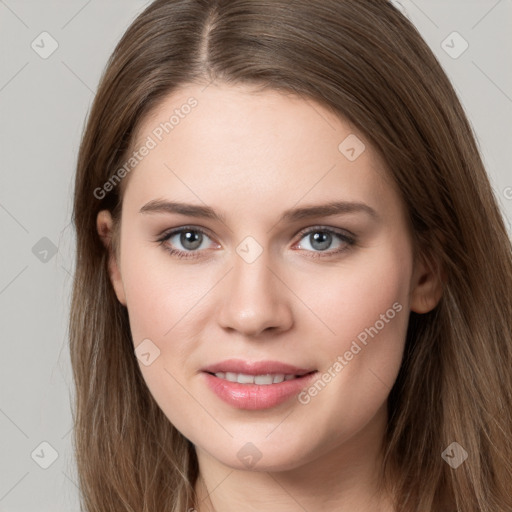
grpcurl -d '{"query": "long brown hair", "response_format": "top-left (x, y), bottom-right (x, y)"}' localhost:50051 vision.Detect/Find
top-left (69, 1), bottom-right (512, 510)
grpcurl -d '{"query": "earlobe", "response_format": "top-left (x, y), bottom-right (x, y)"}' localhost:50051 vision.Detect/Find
top-left (409, 253), bottom-right (444, 314)
top-left (96, 210), bottom-right (127, 306)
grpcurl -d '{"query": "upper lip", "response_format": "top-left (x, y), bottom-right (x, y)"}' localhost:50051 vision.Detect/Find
top-left (202, 359), bottom-right (316, 376)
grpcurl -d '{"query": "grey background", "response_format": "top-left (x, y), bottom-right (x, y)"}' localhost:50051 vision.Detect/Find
top-left (0, 1), bottom-right (511, 510)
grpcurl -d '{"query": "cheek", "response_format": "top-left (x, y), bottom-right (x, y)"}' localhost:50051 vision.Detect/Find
top-left (298, 238), bottom-right (412, 344)
top-left (297, 236), bottom-right (412, 400)
top-left (292, 240), bottom-right (412, 435)
top-left (119, 242), bottom-right (210, 434)
top-left (120, 237), bottom-right (206, 346)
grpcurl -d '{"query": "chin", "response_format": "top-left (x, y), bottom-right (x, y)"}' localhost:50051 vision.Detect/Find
top-left (199, 436), bottom-right (319, 473)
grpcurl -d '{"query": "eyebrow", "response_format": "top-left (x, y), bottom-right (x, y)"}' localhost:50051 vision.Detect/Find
top-left (139, 199), bottom-right (379, 223)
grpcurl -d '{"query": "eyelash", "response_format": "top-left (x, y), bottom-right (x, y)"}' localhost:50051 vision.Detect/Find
top-left (156, 225), bottom-right (356, 260)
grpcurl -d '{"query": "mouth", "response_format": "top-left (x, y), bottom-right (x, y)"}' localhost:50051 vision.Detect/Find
top-left (201, 360), bottom-right (319, 410)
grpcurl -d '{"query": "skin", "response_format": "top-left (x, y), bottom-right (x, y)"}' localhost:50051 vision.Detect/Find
top-left (97, 82), bottom-right (442, 511)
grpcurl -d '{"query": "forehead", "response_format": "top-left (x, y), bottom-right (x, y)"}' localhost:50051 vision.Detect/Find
top-left (122, 82), bottom-right (399, 220)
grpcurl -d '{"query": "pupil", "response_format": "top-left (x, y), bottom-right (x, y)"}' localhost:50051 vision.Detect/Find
top-left (310, 232), bottom-right (331, 251)
top-left (181, 231), bottom-right (202, 250)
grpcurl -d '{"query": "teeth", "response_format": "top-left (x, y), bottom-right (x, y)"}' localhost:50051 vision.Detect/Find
top-left (254, 374), bottom-right (274, 385)
top-left (214, 372), bottom-right (298, 385)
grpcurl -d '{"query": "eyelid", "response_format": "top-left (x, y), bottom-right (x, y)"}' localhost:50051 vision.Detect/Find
top-left (293, 224), bottom-right (356, 243)
top-left (157, 225), bottom-right (217, 244)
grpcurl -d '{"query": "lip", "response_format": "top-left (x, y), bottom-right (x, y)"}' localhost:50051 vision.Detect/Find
top-left (201, 358), bottom-right (315, 376)
top-left (201, 359), bottom-right (318, 410)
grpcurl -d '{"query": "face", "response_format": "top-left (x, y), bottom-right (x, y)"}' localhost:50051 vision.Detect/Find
top-left (98, 82), bottom-right (440, 472)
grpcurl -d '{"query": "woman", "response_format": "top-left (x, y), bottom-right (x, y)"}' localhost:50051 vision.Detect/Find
top-left (69, 1), bottom-right (512, 510)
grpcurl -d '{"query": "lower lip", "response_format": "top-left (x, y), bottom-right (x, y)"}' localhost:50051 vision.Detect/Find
top-left (202, 371), bottom-right (318, 410)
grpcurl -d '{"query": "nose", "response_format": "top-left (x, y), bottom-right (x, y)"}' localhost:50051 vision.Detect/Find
top-left (216, 249), bottom-right (294, 338)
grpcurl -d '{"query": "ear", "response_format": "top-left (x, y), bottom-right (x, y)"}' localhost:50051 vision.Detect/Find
top-left (409, 251), bottom-right (443, 314)
top-left (96, 210), bottom-right (127, 306)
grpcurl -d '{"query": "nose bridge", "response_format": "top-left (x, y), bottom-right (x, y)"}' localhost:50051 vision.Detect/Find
top-left (216, 242), bottom-right (293, 336)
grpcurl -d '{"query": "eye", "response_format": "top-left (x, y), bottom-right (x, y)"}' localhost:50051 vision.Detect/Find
top-left (294, 227), bottom-right (355, 257)
top-left (157, 226), bottom-right (219, 259)
top-left (157, 225), bottom-right (356, 260)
